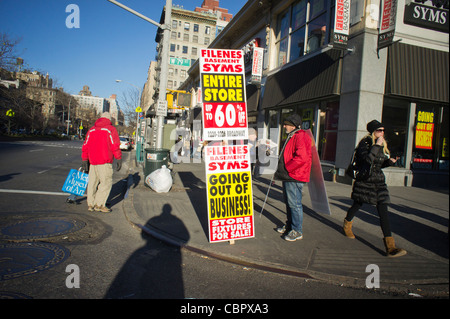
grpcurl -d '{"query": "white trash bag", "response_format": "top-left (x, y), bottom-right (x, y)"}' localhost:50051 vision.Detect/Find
top-left (145, 165), bottom-right (173, 193)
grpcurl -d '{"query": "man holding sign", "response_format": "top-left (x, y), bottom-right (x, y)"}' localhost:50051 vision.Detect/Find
top-left (274, 114), bottom-right (312, 241)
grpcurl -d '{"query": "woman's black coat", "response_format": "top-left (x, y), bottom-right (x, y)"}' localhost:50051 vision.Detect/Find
top-left (351, 136), bottom-right (394, 205)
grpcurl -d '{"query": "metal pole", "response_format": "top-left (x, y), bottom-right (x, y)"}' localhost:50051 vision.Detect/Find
top-left (156, 0), bottom-right (171, 149)
top-left (107, 0), bottom-right (162, 28)
top-left (107, 0), bottom-right (171, 149)
top-left (66, 98), bottom-right (71, 136)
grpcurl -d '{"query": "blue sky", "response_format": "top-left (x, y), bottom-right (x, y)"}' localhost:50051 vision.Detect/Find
top-left (0, 0), bottom-right (247, 106)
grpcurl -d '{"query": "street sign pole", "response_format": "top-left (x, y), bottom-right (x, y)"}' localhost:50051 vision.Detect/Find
top-left (156, 0), bottom-right (171, 149)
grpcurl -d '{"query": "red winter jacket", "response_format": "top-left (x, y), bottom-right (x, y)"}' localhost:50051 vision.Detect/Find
top-left (81, 117), bottom-right (122, 165)
top-left (276, 129), bottom-right (312, 183)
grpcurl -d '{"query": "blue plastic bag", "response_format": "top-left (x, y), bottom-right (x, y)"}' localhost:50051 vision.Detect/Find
top-left (62, 169), bottom-right (89, 196)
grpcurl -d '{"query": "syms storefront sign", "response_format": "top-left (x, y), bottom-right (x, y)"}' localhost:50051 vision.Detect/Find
top-left (404, 0), bottom-right (449, 33)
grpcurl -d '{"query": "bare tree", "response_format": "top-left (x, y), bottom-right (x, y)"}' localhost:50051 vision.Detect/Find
top-left (0, 33), bottom-right (24, 72)
top-left (118, 86), bottom-right (141, 131)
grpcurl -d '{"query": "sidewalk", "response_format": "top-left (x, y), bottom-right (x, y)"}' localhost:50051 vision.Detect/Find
top-left (122, 157), bottom-right (449, 297)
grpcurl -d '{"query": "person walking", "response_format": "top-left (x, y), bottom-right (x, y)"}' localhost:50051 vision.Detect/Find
top-left (343, 120), bottom-right (407, 257)
top-left (81, 112), bottom-right (122, 213)
top-left (274, 114), bottom-right (312, 241)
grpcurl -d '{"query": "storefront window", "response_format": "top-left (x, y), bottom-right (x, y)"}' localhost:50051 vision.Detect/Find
top-left (411, 104), bottom-right (448, 171)
top-left (267, 109), bottom-right (279, 142)
top-left (438, 107), bottom-right (449, 171)
top-left (382, 101), bottom-right (408, 168)
top-left (319, 101), bottom-right (339, 162)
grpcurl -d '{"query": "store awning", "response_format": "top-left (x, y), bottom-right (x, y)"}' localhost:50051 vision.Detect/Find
top-left (262, 49), bottom-right (342, 109)
top-left (386, 42), bottom-right (449, 103)
top-left (246, 84), bottom-right (260, 112)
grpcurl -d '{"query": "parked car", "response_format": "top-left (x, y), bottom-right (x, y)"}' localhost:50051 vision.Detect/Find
top-left (120, 136), bottom-right (131, 151)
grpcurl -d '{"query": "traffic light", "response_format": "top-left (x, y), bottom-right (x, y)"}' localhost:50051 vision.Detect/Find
top-left (177, 92), bottom-right (191, 108)
top-left (166, 93), bottom-right (174, 108)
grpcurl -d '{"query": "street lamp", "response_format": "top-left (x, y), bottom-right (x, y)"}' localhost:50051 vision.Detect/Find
top-left (107, 0), bottom-right (171, 149)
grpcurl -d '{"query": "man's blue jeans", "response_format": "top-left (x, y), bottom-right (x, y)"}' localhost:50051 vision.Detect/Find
top-left (282, 181), bottom-right (305, 234)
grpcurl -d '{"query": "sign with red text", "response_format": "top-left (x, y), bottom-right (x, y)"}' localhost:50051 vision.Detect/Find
top-left (204, 145), bottom-right (254, 243)
top-left (333, 0), bottom-right (351, 49)
top-left (200, 49), bottom-right (248, 141)
top-left (415, 110), bottom-right (435, 150)
top-left (378, 0), bottom-right (397, 50)
top-left (251, 47), bottom-right (264, 84)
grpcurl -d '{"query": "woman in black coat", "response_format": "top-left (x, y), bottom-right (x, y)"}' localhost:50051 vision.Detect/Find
top-left (343, 120), bottom-right (407, 257)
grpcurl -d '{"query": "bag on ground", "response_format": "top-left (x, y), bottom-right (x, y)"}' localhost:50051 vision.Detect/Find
top-left (62, 168), bottom-right (89, 196)
top-left (145, 165), bottom-right (173, 193)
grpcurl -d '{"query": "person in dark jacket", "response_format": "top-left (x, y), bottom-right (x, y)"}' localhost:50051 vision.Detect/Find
top-left (343, 120), bottom-right (406, 257)
top-left (274, 114), bottom-right (312, 241)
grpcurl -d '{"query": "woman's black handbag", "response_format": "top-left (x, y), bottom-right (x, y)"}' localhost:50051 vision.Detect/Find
top-left (346, 148), bottom-right (371, 181)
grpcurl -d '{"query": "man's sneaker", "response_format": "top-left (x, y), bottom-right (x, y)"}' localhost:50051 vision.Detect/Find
top-left (94, 205), bottom-right (111, 213)
top-left (283, 230), bottom-right (303, 241)
top-left (88, 205), bottom-right (95, 212)
top-left (275, 225), bottom-right (287, 234)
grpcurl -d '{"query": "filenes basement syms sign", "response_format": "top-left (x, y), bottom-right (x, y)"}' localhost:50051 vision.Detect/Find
top-left (404, 0), bottom-right (449, 33)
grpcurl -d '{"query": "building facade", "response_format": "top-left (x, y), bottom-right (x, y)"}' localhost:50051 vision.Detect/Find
top-left (181, 0), bottom-right (449, 188)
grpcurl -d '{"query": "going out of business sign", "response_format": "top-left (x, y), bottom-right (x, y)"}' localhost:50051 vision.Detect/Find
top-left (204, 145), bottom-right (254, 243)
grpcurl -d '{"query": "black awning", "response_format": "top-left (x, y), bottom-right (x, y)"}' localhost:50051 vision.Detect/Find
top-left (246, 84), bottom-right (260, 112)
top-left (386, 42), bottom-right (449, 103)
top-left (262, 49), bottom-right (342, 109)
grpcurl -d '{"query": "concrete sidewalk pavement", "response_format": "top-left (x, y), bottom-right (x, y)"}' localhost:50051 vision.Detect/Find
top-left (121, 158), bottom-right (449, 297)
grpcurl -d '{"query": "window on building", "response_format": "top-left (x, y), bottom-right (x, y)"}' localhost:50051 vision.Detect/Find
top-left (193, 35), bottom-right (198, 43)
top-left (192, 47), bottom-right (197, 56)
top-left (181, 70), bottom-right (186, 78)
top-left (204, 37), bottom-right (210, 45)
top-left (182, 46), bottom-right (188, 54)
top-left (205, 26), bottom-right (211, 34)
top-left (171, 31), bottom-right (177, 39)
top-left (411, 104), bottom-right (449, 171)
top-left (168, 68), bottom-right (174, 76)
top-left (168, 80), bottom-right (173, 89)
top-left (382, 99), bottom-right (409, 168)
top-left (276, 0), bottom-right (333, 67)
top-left (183, 33), bottom-right (189, 42)
top-left (194, 24), bottom-right (199, 32)
top-left (172, 20), bottom-right (177, 29)
top-left (170, 44), bottom-right (176, 52)
top-left (184, 22), bottom-right (190, 31)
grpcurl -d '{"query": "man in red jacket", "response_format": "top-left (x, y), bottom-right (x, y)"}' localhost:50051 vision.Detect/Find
top-left (81, 112), bottom-right (122, 213)
top-left (274, 114), bottom-right (312, 241)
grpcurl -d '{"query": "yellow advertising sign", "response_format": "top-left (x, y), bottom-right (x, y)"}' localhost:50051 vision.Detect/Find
top-left (204, 145), bottom-right (254, 243)
top-left (415, 111), bottom-right (434, 150)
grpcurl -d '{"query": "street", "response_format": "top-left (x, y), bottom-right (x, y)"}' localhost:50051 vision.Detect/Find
top-left (0, 139), bottom-right (447, 304)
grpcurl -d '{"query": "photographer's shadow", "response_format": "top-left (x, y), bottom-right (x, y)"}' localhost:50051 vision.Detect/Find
top-left (105, 204), bottom-right (188, 298)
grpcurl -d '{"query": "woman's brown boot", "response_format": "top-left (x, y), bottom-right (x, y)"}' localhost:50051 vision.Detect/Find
top-left (343, 219), bottom-right (355, 239)
top-left (383, 236), bottom-right (407, 257)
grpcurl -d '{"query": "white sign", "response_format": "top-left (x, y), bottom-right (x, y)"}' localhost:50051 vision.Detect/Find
top-left (156, 100), bottom-right (167, 117)
top-left (251, 47), bottom-right (264, 84)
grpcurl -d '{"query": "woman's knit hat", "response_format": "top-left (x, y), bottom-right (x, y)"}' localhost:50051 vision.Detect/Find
top-left (367, 120), bottom-right (384, 133)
